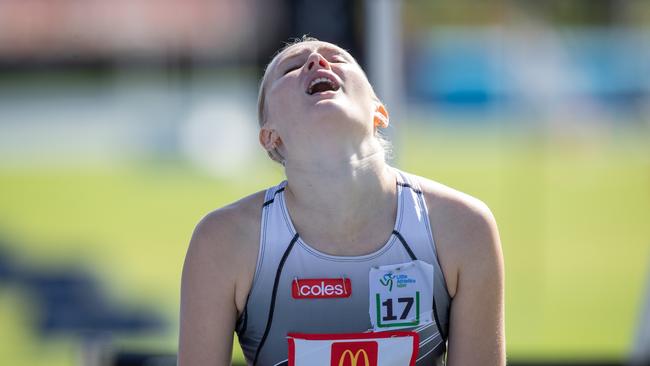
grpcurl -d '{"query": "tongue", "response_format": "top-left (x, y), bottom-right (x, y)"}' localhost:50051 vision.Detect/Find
top-left (311, 81), bottom-right (334, 94)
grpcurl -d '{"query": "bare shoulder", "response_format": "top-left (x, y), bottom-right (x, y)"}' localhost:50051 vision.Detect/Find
top-left (410, 173), bottom-right (501, 298)
top-left (411, 174), bottom-right (497, 233)
top-left (184, 189), bottom-right (266, 311)
top-left (193, 190), bottom-right (266, 248)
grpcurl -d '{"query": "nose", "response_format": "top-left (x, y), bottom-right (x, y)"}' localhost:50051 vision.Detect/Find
top-left (306, 52), bottom-right (330, 71)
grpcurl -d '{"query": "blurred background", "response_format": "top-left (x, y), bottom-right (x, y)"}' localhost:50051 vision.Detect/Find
top-left (0, 0), bottom-right (649, 365)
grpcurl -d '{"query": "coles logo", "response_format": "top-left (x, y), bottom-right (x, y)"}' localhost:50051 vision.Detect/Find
top-left (330, 341), bottom-right (378, 366)
top-left (292, 278), bottom-right (352, 299)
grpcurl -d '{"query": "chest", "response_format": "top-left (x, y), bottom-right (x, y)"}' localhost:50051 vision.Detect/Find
top-left (240, 237), bottom-right (450, 365)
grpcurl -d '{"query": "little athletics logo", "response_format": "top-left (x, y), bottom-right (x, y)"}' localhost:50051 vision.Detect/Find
top-left (379, 272), bottom-right (416, 292)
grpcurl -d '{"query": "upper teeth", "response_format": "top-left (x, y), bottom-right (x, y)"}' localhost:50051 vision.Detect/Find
top-left (308, 77), bottom-right (335, 94)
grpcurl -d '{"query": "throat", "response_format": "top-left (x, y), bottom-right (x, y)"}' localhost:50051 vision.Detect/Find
top-left (291, 202), bottom-right (397, 256)
top-left (282, 167), bottom-right (398, 256)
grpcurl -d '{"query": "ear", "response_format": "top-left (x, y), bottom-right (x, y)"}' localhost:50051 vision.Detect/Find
top-left (259, 127), bottom-right (283, 151)
top-left (373, 102), bottom-right (389, 129)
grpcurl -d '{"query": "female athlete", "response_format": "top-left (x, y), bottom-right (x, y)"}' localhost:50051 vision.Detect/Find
top-left (178, 37), bottom-right (505, 366)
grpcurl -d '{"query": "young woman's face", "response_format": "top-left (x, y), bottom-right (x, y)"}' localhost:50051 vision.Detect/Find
top-left (261, 41), bottom-right (379, 161)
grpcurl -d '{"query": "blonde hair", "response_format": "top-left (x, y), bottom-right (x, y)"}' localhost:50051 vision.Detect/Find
top-left (257, 36), bottom-right (392, 164)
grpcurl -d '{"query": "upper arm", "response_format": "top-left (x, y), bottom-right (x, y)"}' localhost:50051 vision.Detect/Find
top-left (445, 202), bottom-right (506, 366)
top-left (416, 175), bottom-right (505, 365)
top-left (178, 191), bottom-right (263, 365)
top-left (178, 214), bottom-right (239, 366)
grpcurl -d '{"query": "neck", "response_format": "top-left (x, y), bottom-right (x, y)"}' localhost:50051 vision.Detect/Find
top-left (283, 147), bottom-right (397, 245)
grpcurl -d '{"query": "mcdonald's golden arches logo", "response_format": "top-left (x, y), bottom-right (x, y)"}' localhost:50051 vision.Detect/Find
top-left (338, 350), bottom-right (369, 366)
top-left (330, 341), bottom-right (378, 366)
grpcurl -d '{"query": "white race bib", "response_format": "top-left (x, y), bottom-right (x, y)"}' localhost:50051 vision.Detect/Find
top-left (287, 331), bottom-right (418, 366)
top-left (369, 260), bottom-right (434, 331)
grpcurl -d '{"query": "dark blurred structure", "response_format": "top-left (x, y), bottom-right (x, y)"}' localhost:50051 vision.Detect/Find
top-left (631, 266), bottom-right (650, 365)
top-left (280, 0), bottom-right (363, 65)
top-left (23, 270), bottom-right (163, 336)
top-left (0, 243), bottom-right (165, 364)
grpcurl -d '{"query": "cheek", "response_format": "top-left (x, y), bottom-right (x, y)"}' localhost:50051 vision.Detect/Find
top-left (344, 76), bottom-right (375, 117)
top-left (264, 84), bottom-right (307, 138)
top-left (266, 84), bottom-right (299, 120)
top-left (339, 67), bottom-right (373, 100)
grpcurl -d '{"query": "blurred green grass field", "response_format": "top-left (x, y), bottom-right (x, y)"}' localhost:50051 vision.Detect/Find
top-left (0, 125), bottom-right (648, 365)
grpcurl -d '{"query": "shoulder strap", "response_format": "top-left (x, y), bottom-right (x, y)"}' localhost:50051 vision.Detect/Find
top-left (262, 181), bottom-right (287, 207)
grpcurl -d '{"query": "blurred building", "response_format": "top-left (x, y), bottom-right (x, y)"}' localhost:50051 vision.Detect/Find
top-left (0, 0), bottom-right (366, 175)
top-left (0, 0), bottom-right (260, 63)
top-left (403, 1), bottom-right (650, 130)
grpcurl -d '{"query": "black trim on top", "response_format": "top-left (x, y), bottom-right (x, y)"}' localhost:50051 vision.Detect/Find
top-left (235, 295), bottom-right (249, 337)
top-left (397, 181), bottom-right (423, 195)
top-left (262, 186), bottom-right (286, 207)
top-left (393, 229), bottom-right (446, 341)
top-left (392, 230), bottom-right (417, 261)
top-left (252, 233), bottom-right (299, 366)
top-left (432, 295), bottom-right (446, 341)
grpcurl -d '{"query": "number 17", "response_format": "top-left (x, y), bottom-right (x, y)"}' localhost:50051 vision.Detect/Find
top-left (382, 297), bottom-right (414, 321)
top-left (376, 291), bottom-right (420, 328)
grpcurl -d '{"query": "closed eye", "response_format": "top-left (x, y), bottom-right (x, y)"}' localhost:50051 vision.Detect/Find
top-left (332, 50), bottom-right (353, 62)
top-left (283, 65), bottom-right (301, 75)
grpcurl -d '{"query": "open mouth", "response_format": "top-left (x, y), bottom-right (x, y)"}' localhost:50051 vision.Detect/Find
top-left (306, 77), bottom-right (340, 95)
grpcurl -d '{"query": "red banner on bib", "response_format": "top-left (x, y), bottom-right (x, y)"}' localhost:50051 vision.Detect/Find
top-left (288, 331), bottom-right (418, 366)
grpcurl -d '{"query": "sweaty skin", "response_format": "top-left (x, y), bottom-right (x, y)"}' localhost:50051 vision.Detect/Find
top-left (178, 41), bottom-right (505, 366)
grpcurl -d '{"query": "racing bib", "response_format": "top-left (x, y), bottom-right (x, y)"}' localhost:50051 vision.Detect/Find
top-left (369, 260), bottom-right (434, 331)
top-left (287, 331), bottom-right (418, 366)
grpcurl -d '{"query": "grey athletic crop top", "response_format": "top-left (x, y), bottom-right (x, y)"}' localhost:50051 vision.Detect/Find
top-left (235, 168), bottom-right (451, 365)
